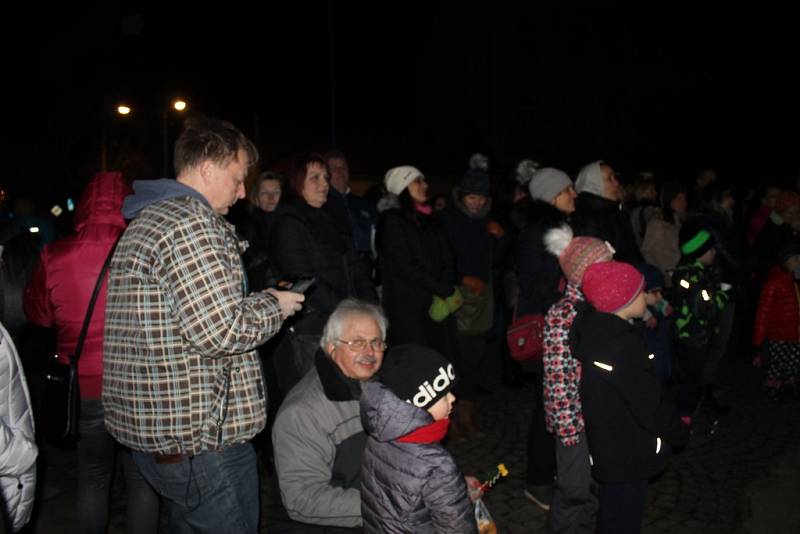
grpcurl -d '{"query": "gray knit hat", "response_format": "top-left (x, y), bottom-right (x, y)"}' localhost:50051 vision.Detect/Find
top-left (528, 167), bottom-right (573, 203)
top-left (575, 160), bottom-right (605, 197)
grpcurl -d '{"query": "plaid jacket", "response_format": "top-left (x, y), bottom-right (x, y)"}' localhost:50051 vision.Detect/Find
top-left (103, 195), bottom-right (283, 455)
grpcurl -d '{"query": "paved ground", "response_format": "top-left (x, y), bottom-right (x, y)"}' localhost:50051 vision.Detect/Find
top-left (21, 352), bottom-right (800, 533)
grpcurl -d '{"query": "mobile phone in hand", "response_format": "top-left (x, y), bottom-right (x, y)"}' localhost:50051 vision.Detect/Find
top-left (274, 277), bottom-right (315, 294)
top-left (287, 277), bottom-right (315, 294)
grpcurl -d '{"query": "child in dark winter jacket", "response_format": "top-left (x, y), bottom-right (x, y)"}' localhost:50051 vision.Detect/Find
top-left (636, 263), bottom-right (675, 385)
top-left (752, 243), bottom-right (800, 400)
top-left (570, 261), bottom-right (689, 534)
top-left (671, 224), bottom-right (727, 425)
top-left (360, 345), bottom-right (477, 534)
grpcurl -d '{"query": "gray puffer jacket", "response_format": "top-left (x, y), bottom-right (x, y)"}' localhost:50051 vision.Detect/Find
top-left (0, 321), bottom-right (37, 532)
top-left (360, 381), bottom-right (476, 534)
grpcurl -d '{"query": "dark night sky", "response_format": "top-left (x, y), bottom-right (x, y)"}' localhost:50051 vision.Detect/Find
top-left (5, 2), bottom-right (800, 208)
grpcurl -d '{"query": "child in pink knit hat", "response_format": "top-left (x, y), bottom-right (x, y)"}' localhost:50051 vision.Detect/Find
top-left (529, 225), bottom-right (613, 529)
top-left (570, 261), bottom-right (689, 534)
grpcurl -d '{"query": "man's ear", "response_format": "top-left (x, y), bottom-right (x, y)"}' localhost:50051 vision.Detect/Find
top-left (326, 343), bottom-right (336, 360)
top-left (198, 159), bottom-right (215, 185)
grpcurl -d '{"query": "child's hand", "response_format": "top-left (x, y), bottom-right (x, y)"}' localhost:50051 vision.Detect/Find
top-left (465, 475), bottom-right (483, 502)
top-left (663, 303), bottom-right (673, 316)
top-left (752, 354), bottom-right (762, 368)
top-left (645, 316), bottom-right (658, 329)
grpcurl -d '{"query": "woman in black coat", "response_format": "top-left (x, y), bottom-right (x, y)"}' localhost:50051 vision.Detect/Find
top-left (571, 160), bottom-right (643, 264)
top-left (269, 154), bottom-right (377, 394)
top-left (376, 166), bottom-right (461, 365)
top-left (516, 167), bottom-right (577, 510)
top-left (439, 169), bottom-right (508, 436)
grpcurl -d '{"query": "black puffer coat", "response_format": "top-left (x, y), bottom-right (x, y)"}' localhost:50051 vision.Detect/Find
top-left (377, 208), bottom-right (459, 354)
top-left (516, 201), bottom-right (568, 316)
top-left (571, 192), bottom-right (643, 264)
top-left (360, 380), bottom-right (476, 534)
top-left (270, 201), bottom-right (377, 335)
top-left (569, 304), bottom-right (689, 482)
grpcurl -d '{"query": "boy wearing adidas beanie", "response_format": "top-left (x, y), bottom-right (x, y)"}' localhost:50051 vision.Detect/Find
top-left (570, 261), bottom-right (688, 534)
top-left (360, 345), bottom-right (477, 533)
top-left (671, 222), bottom-right (727, 427)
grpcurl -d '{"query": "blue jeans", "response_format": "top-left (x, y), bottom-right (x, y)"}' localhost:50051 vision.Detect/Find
top-left (133, 442), bottom-right (259, 533)
top-left (77, 399), bottom-right (160, 534)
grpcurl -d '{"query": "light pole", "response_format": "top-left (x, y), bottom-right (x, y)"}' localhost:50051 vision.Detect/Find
top-left (162, 99), bottom-right (188, 178)
top-left (102, 103), bottom-right (132, 172)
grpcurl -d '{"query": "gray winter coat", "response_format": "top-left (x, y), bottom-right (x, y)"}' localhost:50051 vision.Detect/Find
top-left (0, 322), bottom-right (37, 532)
top-left (360, 381), bottom-right (476, 534)
top-left (272, 351), bottom-right (366, 529)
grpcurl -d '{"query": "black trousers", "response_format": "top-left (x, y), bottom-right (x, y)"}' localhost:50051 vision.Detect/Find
top-left (597, 480), bottom-right (647, 534)
top-left (676, 343), bottom-right (707, 416)
top-left (526, 362), bottom-right (556, 485)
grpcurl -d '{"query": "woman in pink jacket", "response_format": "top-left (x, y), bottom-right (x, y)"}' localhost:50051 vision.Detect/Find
top-left (24, 172), bottom-right (159, 534)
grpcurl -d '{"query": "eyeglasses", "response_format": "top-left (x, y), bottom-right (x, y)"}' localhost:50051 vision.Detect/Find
top-left (336, 338), bottom-right (387, 351)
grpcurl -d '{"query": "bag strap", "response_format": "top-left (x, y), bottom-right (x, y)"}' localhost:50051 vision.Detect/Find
top-left (71, 238), bottom-right (120, 363)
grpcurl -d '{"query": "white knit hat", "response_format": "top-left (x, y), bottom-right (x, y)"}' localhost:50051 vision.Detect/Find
top-left (575, 160), bottom-right (606, 197)
top-left (384, 166), bottom-right (423, 196)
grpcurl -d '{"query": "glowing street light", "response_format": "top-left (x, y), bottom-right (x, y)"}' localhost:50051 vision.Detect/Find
top-left (117, 105), bottom-right (131, 115)
top-left (163, 98), bottom-right (189, 177)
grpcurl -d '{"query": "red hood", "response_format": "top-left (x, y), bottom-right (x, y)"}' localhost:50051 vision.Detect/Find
top-left (73, 171), bottom-right (131, 232)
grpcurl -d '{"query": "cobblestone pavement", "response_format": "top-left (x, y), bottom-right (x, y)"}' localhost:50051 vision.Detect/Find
top-left (23, 353), bottom-right (800, 533)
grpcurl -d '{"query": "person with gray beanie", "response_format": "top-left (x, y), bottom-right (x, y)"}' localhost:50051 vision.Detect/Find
top-left (516, 167), bottom-right (577, 511)
top-left (528, 168), bottom-right (577, 211)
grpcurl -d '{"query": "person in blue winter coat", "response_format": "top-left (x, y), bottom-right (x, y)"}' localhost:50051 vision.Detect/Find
top-left (360, 344), bottom-right (478, 534)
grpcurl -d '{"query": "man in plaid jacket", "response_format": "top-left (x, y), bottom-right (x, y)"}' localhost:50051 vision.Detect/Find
top-left (103, 116), bottom-right (304, 532)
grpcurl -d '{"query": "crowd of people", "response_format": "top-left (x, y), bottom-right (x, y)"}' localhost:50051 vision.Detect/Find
top-left (0, 114), bottom-right (798, 533)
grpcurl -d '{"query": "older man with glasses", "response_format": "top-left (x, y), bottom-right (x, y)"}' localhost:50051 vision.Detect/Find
top-left (271, 299), bottom-right (388, 533)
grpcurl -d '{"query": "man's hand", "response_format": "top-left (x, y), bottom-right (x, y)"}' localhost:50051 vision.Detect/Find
top-left (266, 289), bottom-right (305, 319)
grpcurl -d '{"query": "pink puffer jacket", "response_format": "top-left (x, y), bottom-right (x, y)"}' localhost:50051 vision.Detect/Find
top-left (23, 172), bottom-right (130, 399)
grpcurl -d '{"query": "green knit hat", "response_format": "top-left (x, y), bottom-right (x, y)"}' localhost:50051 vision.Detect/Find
top-left (679, 228), bottom-right (714, 259)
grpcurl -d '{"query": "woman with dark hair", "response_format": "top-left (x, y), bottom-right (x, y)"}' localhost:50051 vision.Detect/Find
top-left (376, 166), bottom-right (462, 369)
top-left (641, 181), bottom-right (688, 280)
top-left (236, 171), bottom-right (283, 291)
top-left (269, 154), bottom-right (377, 395)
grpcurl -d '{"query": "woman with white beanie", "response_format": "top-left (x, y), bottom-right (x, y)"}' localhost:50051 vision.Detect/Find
top-left (570, 160), bottom-right (643, 263)
top-left (376, 166), bottom-right (462, 367)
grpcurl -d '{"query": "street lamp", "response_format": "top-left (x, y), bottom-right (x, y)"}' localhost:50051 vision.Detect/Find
top-left (102, 103), bottom-right (133, 171)
top-left (163, 98), bottom-right (188, 177)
